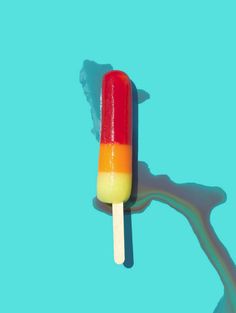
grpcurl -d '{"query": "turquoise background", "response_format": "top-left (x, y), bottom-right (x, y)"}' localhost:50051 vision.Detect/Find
top-left (0, 1), bottom-right (235, 312)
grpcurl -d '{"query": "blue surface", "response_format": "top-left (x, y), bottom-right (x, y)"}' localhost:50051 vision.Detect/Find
top-left (0, 1), bottom-right (236, 312)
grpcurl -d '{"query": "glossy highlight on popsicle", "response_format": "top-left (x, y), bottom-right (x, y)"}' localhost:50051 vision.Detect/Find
top-left (97, 70), bottom-right (132, 204)
top-left (100, 71), bottom-right (132, 144)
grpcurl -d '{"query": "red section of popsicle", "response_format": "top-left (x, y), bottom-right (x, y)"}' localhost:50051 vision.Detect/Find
top-left (100, 70), bottom-right (132, 144)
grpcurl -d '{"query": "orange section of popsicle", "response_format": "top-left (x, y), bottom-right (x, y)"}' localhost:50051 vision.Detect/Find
top-left (98, 143), bottom-right (132, 173)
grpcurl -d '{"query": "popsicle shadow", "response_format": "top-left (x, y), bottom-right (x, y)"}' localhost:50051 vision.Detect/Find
top-left (123, 82), bottom-right (139, 268)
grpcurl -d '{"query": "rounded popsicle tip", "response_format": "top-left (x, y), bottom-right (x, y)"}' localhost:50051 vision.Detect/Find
top-left (103, 70), bottom-right (130, 81)
top-left (104, 70), bottom-right (128, 77)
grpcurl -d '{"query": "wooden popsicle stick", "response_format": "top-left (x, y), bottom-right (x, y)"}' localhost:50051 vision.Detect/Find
top-left (112, 202), bottom-right (125, 264)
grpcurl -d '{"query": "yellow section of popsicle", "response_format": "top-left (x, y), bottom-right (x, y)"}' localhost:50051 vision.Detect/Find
top-left (97, 172), bottom-right (132, 203)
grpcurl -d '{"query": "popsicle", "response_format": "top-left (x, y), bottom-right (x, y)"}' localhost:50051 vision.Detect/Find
top-left (97, 70), bottom-right (132, 264)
